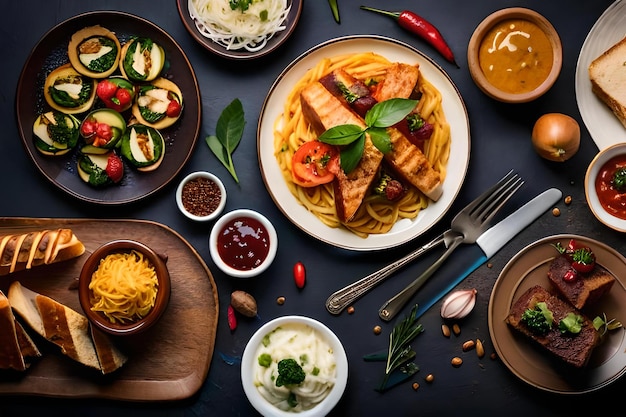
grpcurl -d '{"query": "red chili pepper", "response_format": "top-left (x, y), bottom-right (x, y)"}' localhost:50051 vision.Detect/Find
top-left (293, 261), bottom-right (306, 289)
top-left (227, 304), bottom-right (237, 331)
top-left (360, 6), bottom-right (458, 67)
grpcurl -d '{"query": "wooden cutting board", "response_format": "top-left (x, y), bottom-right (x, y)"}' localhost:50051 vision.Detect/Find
top-left (0, 217), bottom-right (219, 401)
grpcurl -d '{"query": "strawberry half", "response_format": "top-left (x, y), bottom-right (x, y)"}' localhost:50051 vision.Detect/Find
top-left (106, 153), bottom-right (124, 183)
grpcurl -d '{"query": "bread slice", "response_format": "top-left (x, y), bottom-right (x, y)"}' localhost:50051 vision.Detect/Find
top-left (0, 290), bottom-right (27, 371)
top-left (589, 36), bottom-right (626, 128)
top-left (0, 229), bottom-right (85, 276)
top-left (90, 327), bottom-right (128, 374)
top-left (506, 285), bottom-right (599, 368)
top-left (547, 255), bottom-right (615, 310)
top-left (15, 319), bottom-right (42, 362)
top-left (7, 281), bottom-right (126, 373)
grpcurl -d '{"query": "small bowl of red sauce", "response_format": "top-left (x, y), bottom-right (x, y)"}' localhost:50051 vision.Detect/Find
top-left (176, 171), bottom-right (227, 222)
top-left (585, 143), bottom-right (626, 232)
top-left (209, 209), bottom-right (278, 278)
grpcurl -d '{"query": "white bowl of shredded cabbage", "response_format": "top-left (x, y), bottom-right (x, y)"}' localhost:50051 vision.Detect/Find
top-left (241, 315), bottom-right (348, 416)
top-left (178, 0), bottom-right (302, 59)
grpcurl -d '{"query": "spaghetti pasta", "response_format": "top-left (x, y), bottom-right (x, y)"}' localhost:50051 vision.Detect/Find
top-left (273, 52), bottom-right (451, 237)
top-left (89, 250), bottom-right (158, 323)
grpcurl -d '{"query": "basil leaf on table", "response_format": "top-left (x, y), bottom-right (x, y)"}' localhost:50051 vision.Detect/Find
top-left (206, 98), bottom-right (246, 183)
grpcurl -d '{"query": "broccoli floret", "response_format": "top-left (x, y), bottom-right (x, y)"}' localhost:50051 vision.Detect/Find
top-left (614, 168), bottom-right (626, 190)
top-left (521, 302), bottom-right (553, 334)
top-left (275, 358), bottom-right (305, 387)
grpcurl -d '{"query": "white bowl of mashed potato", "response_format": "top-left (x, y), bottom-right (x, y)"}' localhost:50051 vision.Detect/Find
top-left (241, 315), bottom-right (348, 416)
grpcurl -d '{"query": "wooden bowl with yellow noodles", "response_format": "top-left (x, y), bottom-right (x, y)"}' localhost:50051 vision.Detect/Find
top-left (79, 239), bottom-right (170, 335)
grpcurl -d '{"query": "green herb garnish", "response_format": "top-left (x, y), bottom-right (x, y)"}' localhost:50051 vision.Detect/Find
top-left (593, 313), bottom-right (623, 336)
top-left (229, 0), bottom-right (251, 12)
top-left (275, 358), bottom-right (305, 387)
top-left (613, 168), bottom-right (626, 190)
top-left (521, 302), bottom-right (553, 334)
top-left (206, 98), bottom-right (245, 183)
top-left (378, 304), bottom-right (424, 392)
top-left (559, 313), bottom-right (583, 334)
top-left (257, 353), bottom-right (272, 367)
top-left (318, 98), bottom-right (417, 173)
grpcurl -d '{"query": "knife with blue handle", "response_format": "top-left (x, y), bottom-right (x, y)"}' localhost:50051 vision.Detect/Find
top-left (363, 187), bottom-right (562, 372)
top-left (409, 187), bottom-right (562, 319)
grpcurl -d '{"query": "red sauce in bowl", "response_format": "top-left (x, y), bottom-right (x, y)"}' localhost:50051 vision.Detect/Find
top-left (216, 216), bottom-right (271, 270)
top-left (595, 154), bottom-right (626, 220)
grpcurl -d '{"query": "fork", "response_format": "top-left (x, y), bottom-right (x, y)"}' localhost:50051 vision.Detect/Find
top-left (325, 171), bottom-right (522, 316)
top-left (377, 171), bottom-right (523, 321)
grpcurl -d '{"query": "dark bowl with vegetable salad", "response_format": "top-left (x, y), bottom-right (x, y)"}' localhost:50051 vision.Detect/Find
top-left (15, 10), bottom-right (201, 204)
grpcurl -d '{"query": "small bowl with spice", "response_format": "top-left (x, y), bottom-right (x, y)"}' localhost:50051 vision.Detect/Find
top-left (176, 171), bottom-right (227, 222)
top-left (467, 7), bottom-right (562, 103)
top-left (209, 208), bottom-right (278, 278)
top-left (585, 143), bottom-right (626, 233)
top-left (78, 239), bottom-right (171, 336)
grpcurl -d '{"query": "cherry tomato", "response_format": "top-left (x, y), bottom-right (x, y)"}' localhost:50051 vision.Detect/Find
top-left (166, 100), bottom-right (182, 118)
top-left (293, 261), bottom-right (306, 289)
top-left (96, 79), bottom-right (117, 100)
top-left (96, 123), bottom-right (113, 140)
top-left (291, 141), bottom-right (340, 187)
top-left (80, 119), bottom-right (97, 138)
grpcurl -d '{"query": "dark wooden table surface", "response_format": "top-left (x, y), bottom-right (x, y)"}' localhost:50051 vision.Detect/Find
top-left (1, 0), bottom-right (624, 415)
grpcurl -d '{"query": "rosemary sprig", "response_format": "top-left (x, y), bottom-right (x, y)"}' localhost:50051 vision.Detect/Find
top-left (378, 304), bottom-right (424, 391)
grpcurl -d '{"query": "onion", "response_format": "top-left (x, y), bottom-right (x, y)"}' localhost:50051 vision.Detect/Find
top-left (531, 113), bottom-right (581, 162)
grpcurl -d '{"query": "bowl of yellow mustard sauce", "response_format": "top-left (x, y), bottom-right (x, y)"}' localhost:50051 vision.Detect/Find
top-left (468, 7), bottom-right (562, 103)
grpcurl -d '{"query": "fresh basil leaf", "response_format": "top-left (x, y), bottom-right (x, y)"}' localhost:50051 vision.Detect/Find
top-left (215, 98), bottom-right (245, 153)
top-left (318, 124), bottom-right (363, 145)
top-left (339, 136), bottom-right (365, 173)
top-left (368, 127), bottom-right (392, 153)
top-left (206, 98), bottom-right (245, 183)
top-left (365, 98), bottom-right (418, 128)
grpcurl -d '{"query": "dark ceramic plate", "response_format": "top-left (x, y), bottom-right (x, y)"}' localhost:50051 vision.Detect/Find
top-left (489, 234), bottom-right (626, 393)
top-left (15, 11), bottom-right (201, 205)
top-left (177, 0), bottom-right (302, 60)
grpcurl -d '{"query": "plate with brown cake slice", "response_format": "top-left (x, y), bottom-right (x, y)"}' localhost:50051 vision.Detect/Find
top-left (488, 234), bottom-right (626, 393)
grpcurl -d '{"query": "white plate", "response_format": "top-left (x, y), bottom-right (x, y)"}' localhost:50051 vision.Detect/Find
top-left (257, 35), bottom-right (470, 251)
top-left (575, 0), bottom-right (626, 151)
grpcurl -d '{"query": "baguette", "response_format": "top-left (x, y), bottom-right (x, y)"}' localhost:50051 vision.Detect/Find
top-left (7, 281), bottom-right (126, 373)
top-left (589, 36), bottom-right (626, 128)
top-left (0, 229), bottom-right (85, 276)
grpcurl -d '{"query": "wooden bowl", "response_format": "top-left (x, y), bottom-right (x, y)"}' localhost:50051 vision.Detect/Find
top-left (467, 8), bottom-right (562, 103)
top-left (79, 239), bottom-right (171, 335)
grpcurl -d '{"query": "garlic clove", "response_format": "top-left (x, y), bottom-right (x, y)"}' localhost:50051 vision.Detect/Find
top-left (440, 289), bottom-right (477, 320)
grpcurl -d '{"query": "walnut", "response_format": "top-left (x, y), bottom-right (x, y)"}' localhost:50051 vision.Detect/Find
top-left (230, 290), bottom-right (257, 317)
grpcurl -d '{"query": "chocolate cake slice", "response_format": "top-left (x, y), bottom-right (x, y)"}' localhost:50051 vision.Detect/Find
top-left (547, 254), bottom-right (615, 310)
top-left (506, 285), bottom-right (599, 368)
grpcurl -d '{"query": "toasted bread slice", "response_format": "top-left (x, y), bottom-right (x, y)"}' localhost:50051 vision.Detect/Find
top-left (589, 36), bottom-right (626, 128)
top-left (90, 327), bottom-right (128, 374)
top-left (506, 285), bottom-right (599, 368)
top-left (15, 319), bottom-right (41, 362)
top-left (8, 281), bottom-right (100, 371)
top-left (0, 290), bottom-right (27, 371)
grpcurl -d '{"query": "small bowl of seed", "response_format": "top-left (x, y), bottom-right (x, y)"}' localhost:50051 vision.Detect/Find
top-left (176, 171), bottom-right (227, 222)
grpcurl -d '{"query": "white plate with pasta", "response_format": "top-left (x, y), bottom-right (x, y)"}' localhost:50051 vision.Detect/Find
top-left (257, 35), bottom-right (470, 251)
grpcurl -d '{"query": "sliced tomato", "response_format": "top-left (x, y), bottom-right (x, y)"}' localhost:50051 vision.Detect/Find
top-left (291, 141), bottom-right (339, 187)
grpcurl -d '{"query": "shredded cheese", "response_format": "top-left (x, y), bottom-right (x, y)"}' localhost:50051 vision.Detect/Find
top-left (89, 250), bottom-right (158, 323)
top-left (189, 0), bottom-right (290, 52)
